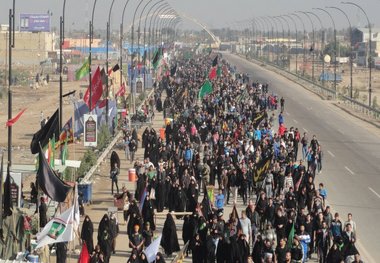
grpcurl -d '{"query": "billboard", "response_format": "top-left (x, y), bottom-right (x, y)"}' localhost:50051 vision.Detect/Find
top-left (20, 14), bottom-right (50, 32)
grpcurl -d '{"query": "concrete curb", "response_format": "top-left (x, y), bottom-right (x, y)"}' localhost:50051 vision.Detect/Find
top-left (80, 89), bottom-right (155, 184)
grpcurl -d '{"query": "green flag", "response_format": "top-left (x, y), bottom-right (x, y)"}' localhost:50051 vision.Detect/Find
top-left (198, 80), bottom-right (213, 99)
top-left (75, 57), bottom-right (90, 80)
top-left (151, 48), bottom-right (162, 70)
top-left (217, 65), bottom-right (222, 77)
top-left (50, 137), bottom-right (55, 168)
top-left (62, 140), bottom-right (68, 165)
top-left (287, 222), bottom-right (295, 249)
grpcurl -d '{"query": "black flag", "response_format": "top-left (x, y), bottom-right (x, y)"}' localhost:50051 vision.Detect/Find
top-left (62, 90), bottom-right (76, 98)
top-left (112, 64), bottom-right (120, 72)
top-left (170, 65), bottom-right (177, 77)
top-left (151, 48), bottom-right (162, 68)
top-left (232, 205), bottom-right (242, 232)
top-left (252, 110), bottom-right (266, 129)
top-left (141, 50), bottom-right (147, 62)
top-left (37, 144), bottom-right (72, 202)
top-left (3, 163), bottom-right (13, 217)
top-left (253, 155), bottom-right (272, 183)
top-left (212, 55), bottom-right (218, 67)
top-left (30, 109), bottom-right (59, 154)
top-left (201, 179), bottom-right (212, 220)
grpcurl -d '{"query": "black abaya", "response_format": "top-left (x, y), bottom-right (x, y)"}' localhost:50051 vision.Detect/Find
top-left (161, 213), bottom-right (180, 256)
top-left (81, 215), bottom-right (94, 254)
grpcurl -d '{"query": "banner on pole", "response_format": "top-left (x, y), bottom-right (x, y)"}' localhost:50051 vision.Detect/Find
top-left (84, 114), bottom-right (97, 147)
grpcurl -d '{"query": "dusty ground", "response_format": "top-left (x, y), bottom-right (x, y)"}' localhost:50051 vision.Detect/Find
top-left (0, 76), bottom-right (88, 165)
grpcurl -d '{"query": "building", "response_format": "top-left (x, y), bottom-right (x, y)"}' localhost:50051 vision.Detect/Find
top-left (0, 27), bottom-right (55, 65)
top-left (351, 27), bottom-right (380, 45)
top-left (62, 38), bottom-right (102, 49)
top-left (351, 27), bottom-right (380, 66)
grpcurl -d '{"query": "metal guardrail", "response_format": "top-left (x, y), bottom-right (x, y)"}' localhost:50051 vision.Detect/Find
top-left (248, 56), bottom-right (380, 121)
top-left (80, 89), bottom-right (155, 184)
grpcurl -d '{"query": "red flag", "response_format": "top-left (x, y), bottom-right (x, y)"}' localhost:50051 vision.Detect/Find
top-left (115, 83), bottom-right (126, 97)
top-left (98, 99), bottom-right (107, 109)
top-left (84, 67), bottom-right (103, 111)
top-left (208, 66), bottom-right (217, 80)
top-left (6, 108), bottom-right (27, 127)
top-left (78, 242), bottom-right (90, 263)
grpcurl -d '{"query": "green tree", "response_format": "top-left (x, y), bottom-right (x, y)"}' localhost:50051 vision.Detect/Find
top-left (77, 149), bottom-right (97, 178)
top-left (323, 42), bottom-right (350, 58)
top-left (373, 96), bottom-right (378, 109)
top-left (354, 89), bottom-right (360, 99)
top-left (97, 124), bottom-right (111, 151)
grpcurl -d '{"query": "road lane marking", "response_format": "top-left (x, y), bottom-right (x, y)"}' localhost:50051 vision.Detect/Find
top-left (327, 150), bottom-right (335, 157)
top-left (302, 127), bottom-right (308, 132)
top-left (345, 166), bottom-right (355, 175)
top-left (293, 119), bottom-right (298, 124)
top-left (369, 187), bottom-right (380, 199)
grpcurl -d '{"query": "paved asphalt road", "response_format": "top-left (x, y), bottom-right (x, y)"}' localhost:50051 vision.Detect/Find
top-left (224, 53), bottom-right (380, 262)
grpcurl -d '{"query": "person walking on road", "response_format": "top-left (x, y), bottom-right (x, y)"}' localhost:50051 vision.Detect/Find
top-left (110, 163), bottom-right (120, 195)
top-left (278, 112), bottom-right (285, 126)
top-left (280, 97), bottom-right (285, 112)
top-left (129, 139), bottom-right (137, 163)
top-left (301, 132), bottom-right (308, 160)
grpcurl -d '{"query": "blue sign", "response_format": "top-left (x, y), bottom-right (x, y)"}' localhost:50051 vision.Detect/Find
top-left (20, 14), bottom-right (50, 32)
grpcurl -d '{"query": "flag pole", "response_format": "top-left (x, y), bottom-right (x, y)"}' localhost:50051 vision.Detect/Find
top-left (0, 155), bottom-right (3, 240)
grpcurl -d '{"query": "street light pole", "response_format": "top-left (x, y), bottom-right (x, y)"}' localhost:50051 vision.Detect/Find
top-left (263, 17), bottom-right (275, 63)
top-left (278, 16), bottom-right (291, 71)
top-left (327, 6), bottom-right (353, 99)
top-left (59, 0), bottom-right (67, 132)
top-left (120, 0), bottom-right (133, 96)
top-left (313, 7), bottom-right (337, 97)
top-left (131, 0), bottom-right (147, 114)
top-left (143, 1), bottom-right (165, 91)
top-left (159, 11), bottom-right (176, 45)
top-left (341, 1), bottom-right (372, 106)
top-left (152, 7), bottom-right (171, 48)
top-left (163, 16), bottom-right (177, 44)
top-left (89, 0), bottom-right (98, 113)
top-left (148, 4), bottom-right (169, 60)
top-left (172, 19), bottom-right (181, 43)
top-left (306, 11), bottom-right (324, 86)
top-left (137, 0), bottom-right (155, 78)
top-left (297, 11), bottom-right (315, 81)
top-left (283, 15), bottom-right (298, 74)
top-left (261, 17), bottom-right (270, 62)
top-left (268, 17), bottom-right (280, 65)
top-left (273, 17), bottom-right (285, 67)
top-left (291, 13), bottom-right (306, 76)
top-left (8, 0), bottom-right (15, 166)
top-left (106, 0), bottom-right (116, 125)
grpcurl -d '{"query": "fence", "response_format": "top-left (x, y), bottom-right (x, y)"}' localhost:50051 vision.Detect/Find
top-left (247, 55), bottom-right (380, 121)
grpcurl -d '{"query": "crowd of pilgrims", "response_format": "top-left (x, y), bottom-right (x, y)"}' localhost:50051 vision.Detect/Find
top-left (80, 53), bottom-right (362, 263)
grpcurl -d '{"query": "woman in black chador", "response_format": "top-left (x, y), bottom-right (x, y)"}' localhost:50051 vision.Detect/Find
top-left (81, 215), bottom-right (94, 254)
top-left (141, 195), bottom-right (156, 231)
top-left (160, 213), bottom-right (180, 256)
top-left (97, 214), bottom-right (113, 263)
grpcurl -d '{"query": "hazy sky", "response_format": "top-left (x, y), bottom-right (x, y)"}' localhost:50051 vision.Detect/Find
top-left (1, 0), bottom-right (380, 32)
